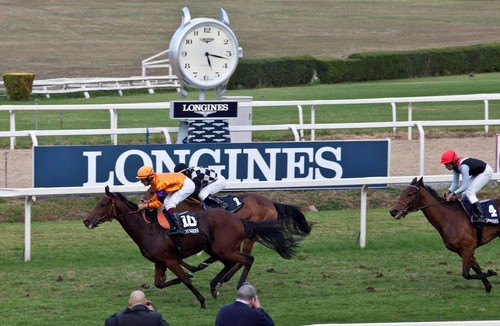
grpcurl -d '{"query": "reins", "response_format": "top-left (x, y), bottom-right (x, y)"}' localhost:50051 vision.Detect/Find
top-left (101, 195), bottom-right (150, 224)
top-left (398, 185), bottom-right (446, 215)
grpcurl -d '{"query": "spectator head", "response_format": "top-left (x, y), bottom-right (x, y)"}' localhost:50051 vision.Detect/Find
top-left (236, 283), bottom-right (257, 301)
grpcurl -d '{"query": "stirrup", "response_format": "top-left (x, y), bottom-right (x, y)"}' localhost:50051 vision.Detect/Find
top-left (471, 215), bottom-right (486, 224)
top-left (168, 227), bottom-right (185, 236)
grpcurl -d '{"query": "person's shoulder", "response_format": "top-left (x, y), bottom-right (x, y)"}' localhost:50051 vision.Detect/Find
top-left (104, 311), bottom-right (121, 326)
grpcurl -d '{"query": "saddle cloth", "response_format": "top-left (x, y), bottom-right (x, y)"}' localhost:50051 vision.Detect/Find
top-left (204, 194), bottom-right (244, 213)
top-left (462, 199), bottom-right (500, 224)
top-left (157, 210), bottom-right (200, 235)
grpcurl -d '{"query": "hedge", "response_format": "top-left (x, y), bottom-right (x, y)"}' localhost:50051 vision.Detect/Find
top-left (228, 43), bottom-right (500, 89)
top-left (2, 72), bottom-right (36, 101)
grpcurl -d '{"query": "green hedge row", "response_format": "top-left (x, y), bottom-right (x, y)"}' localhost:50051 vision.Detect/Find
top-left (229, 56), bottom-right (317, 89)
top-left (2, 72), bottom-right (36, 101)
top-left (229, 43), bottom-right (500, 89)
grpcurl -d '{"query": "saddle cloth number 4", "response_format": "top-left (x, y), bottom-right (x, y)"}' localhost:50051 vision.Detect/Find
top-left (488, 204), bottom-right (498, 218)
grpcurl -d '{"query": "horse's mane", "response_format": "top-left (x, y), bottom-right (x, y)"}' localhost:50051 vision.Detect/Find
top-left (411, 179), bottom-right (456, 207)
top-left (423, 184), bottom-right (443, 201)
top-left (115, 192), bottom-right (138, 210)
top-left (114, 192), bottom-right (158, 220)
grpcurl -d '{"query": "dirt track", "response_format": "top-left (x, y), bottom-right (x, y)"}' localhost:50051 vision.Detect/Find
top-left (2, 136), bottom-right (497, 188)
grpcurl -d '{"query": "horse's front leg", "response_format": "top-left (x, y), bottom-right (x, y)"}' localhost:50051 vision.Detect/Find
top-left (460, 250), bottom-right (493, 293)
top-left (154, 262), bottom-right (194, 288)
top-left (178, 256), bottom-right (218, 273)
top-left (164, 259), bottom-right (206, 309)
top-left (470, 257), bottom-right (496, 293)
top-left (154, 263), bottom-right (168, 286)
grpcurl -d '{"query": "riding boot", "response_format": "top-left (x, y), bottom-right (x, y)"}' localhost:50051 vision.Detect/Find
top-left (471, 202), bottom-right (486, 224)
top-left (207, 195), bottom-right (229, 210)
top-left (168, 212), bottom-right (185, 236)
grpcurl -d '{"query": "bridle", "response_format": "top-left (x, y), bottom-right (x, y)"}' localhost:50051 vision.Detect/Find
top-left (93, 194), bottom-right (148, 226)
top-left (395, 184), bottom-right (444, 218)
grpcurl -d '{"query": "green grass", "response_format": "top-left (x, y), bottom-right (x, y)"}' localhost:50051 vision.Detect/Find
top-left (1, 210), bottom-right (499, 325)
top-left (2, 72), bottom-right (500, 147)
top-left (3, 1), bottom-right (500, 79)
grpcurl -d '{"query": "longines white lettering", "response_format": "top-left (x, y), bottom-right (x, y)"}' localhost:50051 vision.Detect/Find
top-left (82, 146), bottom-right (345, 186)
top-left (182, 103), bottom-right (229, 112)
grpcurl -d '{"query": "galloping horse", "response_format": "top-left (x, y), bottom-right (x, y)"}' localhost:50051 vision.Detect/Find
top-left (389, 177), bottom-right (500, 292)
top-left (143, 187), bottom-right (311, 279)
top-left (83, 186), bottom-right (299, 308)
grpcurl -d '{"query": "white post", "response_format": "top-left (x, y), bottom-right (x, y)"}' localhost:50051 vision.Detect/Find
top-left (24, 196), bottom-right (32, 262)
top-left (391, 102), bottom-right (397, 133)
top-left (359, 184), bottom-right (367, 248)
top-left (407, 102), bottom-right (413, 140)
top-left (496, 133), bottom-right (499, 173)
top-left (109, 109), bottom-right (118, 144)
top-left (9, 110), bottom-right (16, 149)
top-left (484, 99), bottom-right (489, 133)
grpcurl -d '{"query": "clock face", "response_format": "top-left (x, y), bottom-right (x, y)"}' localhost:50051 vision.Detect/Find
top-left (177, 21), bottom-right (239, 89)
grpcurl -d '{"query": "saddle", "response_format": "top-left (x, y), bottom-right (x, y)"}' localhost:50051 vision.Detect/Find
top-left (200, 194), bottom-right (244, 213)
top-left (461, 199), bottom-right (500, 225)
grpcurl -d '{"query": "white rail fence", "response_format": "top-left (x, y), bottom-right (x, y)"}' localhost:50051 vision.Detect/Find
top-left (141, 49), bottom-right (173, 77)
top-left (2, 93), bottom-right (499, 144)
top-left (0, 76), bottom-right (180, 99)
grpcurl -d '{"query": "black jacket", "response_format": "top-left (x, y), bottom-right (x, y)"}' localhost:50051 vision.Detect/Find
top-left (105, 304), bottom-right (169, 326)
top-left (215, 301), bottom-right (274, 326)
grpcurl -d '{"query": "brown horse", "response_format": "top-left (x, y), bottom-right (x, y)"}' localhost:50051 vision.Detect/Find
top-left (83, 186), bottom-right (299, 308)
top-left (175, 193), bottom-right (312, 278)
top-left (142, 187), bottom-right (311, 279)
top-left (389, 177), bottom-right (500, 292)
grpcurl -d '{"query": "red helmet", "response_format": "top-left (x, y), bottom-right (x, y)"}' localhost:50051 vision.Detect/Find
top-left (136, 165), bottom-right (155, 179)
top-left (440, 150), bottom-right (458, 164)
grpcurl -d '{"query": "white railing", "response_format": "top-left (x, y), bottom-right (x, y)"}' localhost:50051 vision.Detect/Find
top-left (141, 49), bottom-right (173, 77)
top-left (0, 76), bottom-right (180, 99)
top-left (2, 93), bottom-right (499, 146)
top-left (4, 174), bottom-right (500, 262)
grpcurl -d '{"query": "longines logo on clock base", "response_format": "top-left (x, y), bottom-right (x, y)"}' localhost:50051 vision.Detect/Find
top-left (170, 100), bottom-right (238, 119)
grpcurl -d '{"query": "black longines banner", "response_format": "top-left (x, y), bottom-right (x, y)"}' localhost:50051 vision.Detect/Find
top-left (33, 140), bottom-right (389, 188)
top-left (170, 101), bottom-right (238, 119)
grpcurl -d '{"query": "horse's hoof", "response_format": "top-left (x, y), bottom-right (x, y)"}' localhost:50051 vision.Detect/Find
top-left (487, 269), bottom-right (497, 276)
top-left (211, 289), bottom-right (219, 299)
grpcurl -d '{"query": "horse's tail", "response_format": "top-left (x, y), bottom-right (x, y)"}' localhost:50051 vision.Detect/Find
top-left (242, 220), bottom-right (299, 260)
top-left (273, 202), bottom-right (313, 236)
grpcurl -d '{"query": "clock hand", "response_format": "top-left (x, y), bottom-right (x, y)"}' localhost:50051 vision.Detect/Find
top-left (207, 53), bottom-right (229, 60)
top-left (205, 52), bottom-right (212, 69)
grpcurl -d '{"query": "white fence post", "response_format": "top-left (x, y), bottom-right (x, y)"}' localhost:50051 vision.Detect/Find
top-left (24, 196), bottom-right (32, 262)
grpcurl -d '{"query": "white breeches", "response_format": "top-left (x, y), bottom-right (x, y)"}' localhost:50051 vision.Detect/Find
top-left (163, 178), bottom-right (196, 210)
top-left (198, 176), bottom-right (227, 201)
top-left (463, 164), bottom-right (493, 203)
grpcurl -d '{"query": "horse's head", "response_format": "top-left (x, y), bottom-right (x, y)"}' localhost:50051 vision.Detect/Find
top-left (389, 177), bottom-right (424, 219)
top-left (83, 186), bottom-right (117, 229)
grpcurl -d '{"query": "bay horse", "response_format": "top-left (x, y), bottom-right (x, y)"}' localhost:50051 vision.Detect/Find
top-left (83, 186), bottom-right (299, 308)
top-left (389, 177), bottom-right (500, 292)
top-left (143, 187), bottom-right (312, 281)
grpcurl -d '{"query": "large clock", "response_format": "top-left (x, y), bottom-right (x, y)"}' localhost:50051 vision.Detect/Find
top-left (169, 7), bottom-right (243, 97)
